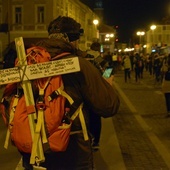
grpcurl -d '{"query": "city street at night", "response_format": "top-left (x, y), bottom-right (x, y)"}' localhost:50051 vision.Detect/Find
top-left (1, 69), bottom-right (170, 169)
top-left (95, 69), bottom-right (170, 170)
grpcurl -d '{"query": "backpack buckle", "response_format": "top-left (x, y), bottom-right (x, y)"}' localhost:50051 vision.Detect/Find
top-left (36, 102), bottom-right (46, 110)
top-left (36, 95), bottom-right (46, 110)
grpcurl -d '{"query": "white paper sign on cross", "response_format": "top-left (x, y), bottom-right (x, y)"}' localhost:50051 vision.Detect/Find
top-left (0, 55), bottom-right (80, 85)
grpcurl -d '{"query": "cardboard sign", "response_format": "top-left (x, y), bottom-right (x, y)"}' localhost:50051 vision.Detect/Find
top-left (0, 57), bottom-right (80, 85)
top-left (0, 67), bottom-right (20, 85)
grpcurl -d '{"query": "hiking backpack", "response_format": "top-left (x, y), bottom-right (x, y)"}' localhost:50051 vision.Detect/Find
top-left (0, 45), bottom-right (88, 165)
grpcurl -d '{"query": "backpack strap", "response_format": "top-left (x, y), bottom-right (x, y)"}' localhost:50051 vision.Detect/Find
top-left (71, 103), bottom-right (88, 141)
top-left (48, 85), bottom-right (74, 104)
top-left (49, 87), bottom-right (88, 141)
top-left (58, 102), bottom-right (88, 141)
top-left (30, 77), bottom-right (51, 165)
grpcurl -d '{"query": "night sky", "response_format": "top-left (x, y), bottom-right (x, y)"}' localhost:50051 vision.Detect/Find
top-left (81, 0), bottom-right (170, 43)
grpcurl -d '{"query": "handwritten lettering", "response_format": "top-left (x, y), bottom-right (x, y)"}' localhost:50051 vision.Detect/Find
top-left (0, 57), bottom-right (80, 84)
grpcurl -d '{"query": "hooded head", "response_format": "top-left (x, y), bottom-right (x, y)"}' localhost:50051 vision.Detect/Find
top-left (48, 16), bottom-right (82, 42)
top-left (90, 42), bottom-right (101, 52)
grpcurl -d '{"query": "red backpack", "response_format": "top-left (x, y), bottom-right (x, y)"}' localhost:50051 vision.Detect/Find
top-left (0, 46), bottom-right (88, 165)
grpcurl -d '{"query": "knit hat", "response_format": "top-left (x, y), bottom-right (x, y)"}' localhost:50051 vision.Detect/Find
top-left (48, 16), bottom-right (82, 42)
top-left (90, 42), bottom-right (101, 52)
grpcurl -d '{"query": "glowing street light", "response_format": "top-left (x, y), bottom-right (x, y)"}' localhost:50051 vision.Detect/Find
top-left (150, 25), bottom-right (157, 45)
top-left (136, 31), bottom-right (145, 36)
top-left (93, 19), bottom-right (99, 25)
top-left (105, 33), bottom-right (114, 41)
top-left (150, 25), bottom-right (156, 31)
top-left (93, 19), bottom-right (99, 39)
top-left (136, 31), bottom-right (145, 44)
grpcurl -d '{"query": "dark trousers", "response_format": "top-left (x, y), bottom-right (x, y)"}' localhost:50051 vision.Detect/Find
top-left (135, 67), bottom-right (140, 82)
top-left (165, 93), bottom-right (170, 112)
top-left (89, 112), bottom-right (101, 144)
top-left (154, 67), bottom-right (161, 82)
top-left (124, 68), bottom-right (131, 82)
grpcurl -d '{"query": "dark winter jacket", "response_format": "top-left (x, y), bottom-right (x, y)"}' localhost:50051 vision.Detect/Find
top-left (35, 39), bottom-right (120, 169)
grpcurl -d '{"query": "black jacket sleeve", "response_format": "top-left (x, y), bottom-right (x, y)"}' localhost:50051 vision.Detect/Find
top-left (67, 57), bottom-right (120, 118)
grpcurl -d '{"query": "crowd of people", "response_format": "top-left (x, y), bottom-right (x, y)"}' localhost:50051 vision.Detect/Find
top-left (120, 51), bottom-right (170, 118)
top-left (114, 51), bottom-right (170, 84)
top-left (95, 50), bottom-right (170, 118)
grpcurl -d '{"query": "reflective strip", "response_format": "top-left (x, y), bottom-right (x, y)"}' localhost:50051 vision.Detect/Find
top-left (71, 103), bottom-right (89, 141)
top-left (79, 106), bottom-right (89, 141)
top-left (58, 123), bottom-right (71, 129)
top-left (57, 87), bottom-right (74, 105)
top-left (30, 109), bottom-right (47, 165)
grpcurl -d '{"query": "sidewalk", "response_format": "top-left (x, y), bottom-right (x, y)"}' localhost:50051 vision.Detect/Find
top-left (94, 118), bottom-right (126, 170)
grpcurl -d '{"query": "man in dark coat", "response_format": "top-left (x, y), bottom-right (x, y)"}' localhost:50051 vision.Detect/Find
top-left (2, 16), bottom-right (120, 170)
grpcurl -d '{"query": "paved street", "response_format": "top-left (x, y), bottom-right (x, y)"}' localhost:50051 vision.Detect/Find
top-left (95, 69), bottom-right (170, 170)
top-left (1, 69), bottom-right (170, 169)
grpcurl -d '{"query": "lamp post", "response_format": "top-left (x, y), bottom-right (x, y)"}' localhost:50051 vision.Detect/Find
top-left (150, 25), bottom-right (156, 45)
top-left (93, 19), bottom-right (99, 40)
top-left (136, 31), bottom-right (145, 44)
top-left (93, 19), bottom-right (99, 26)
top-left (104, 33), bottom-right (114, 52)
top-left (105, 33), bottom-right (114, 41)
top-left (136, 31), bottom-right (145, 52)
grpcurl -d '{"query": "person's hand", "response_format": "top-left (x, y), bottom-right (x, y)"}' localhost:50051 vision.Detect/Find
top-left (104, 75), bottom-right (114, 86)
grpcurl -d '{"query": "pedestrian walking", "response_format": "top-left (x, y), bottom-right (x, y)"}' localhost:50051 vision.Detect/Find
top-left (147, 53), bottom-right (154, 76)
top-left (139, 53), bottom-right (145, 78)
top-left (1, 16), bottom-right (120, 170)
top-left (162, 59), bottom-right (170, 117)
top-left (122, 53), bottom-right (131, 82)
top-left (86, 42), bottom-right (105, 151)
top-left (86, 42), bottom-right (108, 74)
top-left (112, 52), bottom-right (118, 73)
top-left (133, 53), bottom-right (141, 82)
top-left (153, 53), bottom-right (163, 84)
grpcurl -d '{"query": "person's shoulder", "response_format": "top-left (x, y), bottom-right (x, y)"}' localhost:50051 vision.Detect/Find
top-left (87, 50), bottom-right (100, 58)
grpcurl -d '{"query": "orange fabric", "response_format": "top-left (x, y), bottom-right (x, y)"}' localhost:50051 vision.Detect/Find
top-left (26, 105), bottom-right (36, 114)
top-left (3, 83), bottom-right (17, 97)
top-left (0, 103), bottom-right (8, 125)
top-left (3, 46), bottom-right (70, 153)
top-left (49, 126), bottom-right (71, 151)
top-left (10, 96), bottom-right (32, 153)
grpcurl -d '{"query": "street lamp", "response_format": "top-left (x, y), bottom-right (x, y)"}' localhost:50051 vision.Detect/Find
top-left (150, 25), bottom-right (157, 46)
top-left (105, 33), bottom-right (114, 41)
top-left (93, 19), bottom-right (99, 39)
top-left (150, 25), bottom-right (156, 31)
top-left (93, 19), bottom-right (99, 26)
top-left (136, 31), bottom-right (145, 44)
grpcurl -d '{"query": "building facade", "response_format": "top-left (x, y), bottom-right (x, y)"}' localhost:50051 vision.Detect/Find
top-left (146, 25), bottom-right (170, 54)
top-left (0, 0), bottom-right (99, 61)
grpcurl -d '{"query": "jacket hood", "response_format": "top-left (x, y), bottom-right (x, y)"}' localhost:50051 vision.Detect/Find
top-left (36, 38), bottom-right (75, 58)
